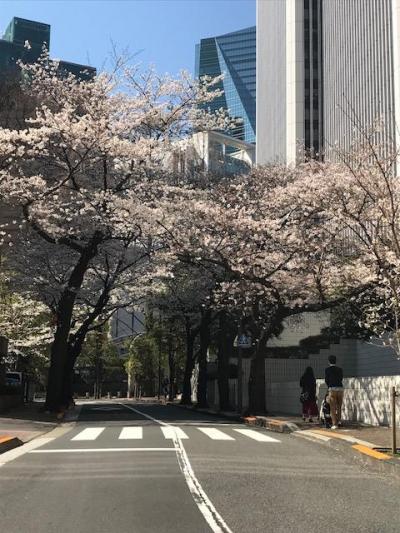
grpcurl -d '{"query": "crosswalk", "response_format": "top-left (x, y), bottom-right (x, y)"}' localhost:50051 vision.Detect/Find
top-left (70, 426), bottom-right (281, 444)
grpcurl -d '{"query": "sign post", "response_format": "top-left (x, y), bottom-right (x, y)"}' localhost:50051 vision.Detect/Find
top-left (233, 333), bottom-right (252, 414)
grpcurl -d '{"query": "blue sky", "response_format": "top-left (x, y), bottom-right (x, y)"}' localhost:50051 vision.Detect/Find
top-left (0, 0), bottom-right (255, 74)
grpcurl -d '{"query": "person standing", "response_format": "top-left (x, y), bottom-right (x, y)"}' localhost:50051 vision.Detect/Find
top-left (299, 366), bottom-right (319, 422)
top-left (325, 355), bottom-right (344, 429)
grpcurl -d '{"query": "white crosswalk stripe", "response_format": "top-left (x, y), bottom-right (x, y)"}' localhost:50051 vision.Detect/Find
top-left (161, 427), bottom-right (189, 439)
top-left (233, 429), bottom-right (281, 442)
top-left (119, 427), bottom-right (143, 440)
top-left (71, 427), bottom-right (105, 441)
top-left (197, 428), bottom-right (235, 441)
top-left (69, 426), bottom-right (282, 444)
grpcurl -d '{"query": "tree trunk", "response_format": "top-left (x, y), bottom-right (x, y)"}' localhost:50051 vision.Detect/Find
top-left (45, 298), bottom-right (78, 412)
top-left (45, 239), bottom-right (100, 412)
top-left (248, 331), bottom-right (269, 414)
top-left (217, 311), bottom-right (231, 411)
top-left (181, 329), bottom-right (195, 405)
top-left (248, 348), bottom-right (266, 414)
top-left (197, 310), bottom-right (211, 408)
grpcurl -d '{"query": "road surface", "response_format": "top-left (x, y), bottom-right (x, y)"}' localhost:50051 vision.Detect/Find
top-left (0, 401), bottom-right (399, 532)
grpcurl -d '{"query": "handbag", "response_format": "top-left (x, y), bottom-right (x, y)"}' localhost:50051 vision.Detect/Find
top-left (300, 391), bottom-right (309, 403)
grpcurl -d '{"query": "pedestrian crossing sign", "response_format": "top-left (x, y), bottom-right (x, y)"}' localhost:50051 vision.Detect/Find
top-left (234, 334), bottom-right (252, 348)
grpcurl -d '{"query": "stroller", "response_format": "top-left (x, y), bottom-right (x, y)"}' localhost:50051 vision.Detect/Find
top-left (320, 394), bottom-right (332, 428)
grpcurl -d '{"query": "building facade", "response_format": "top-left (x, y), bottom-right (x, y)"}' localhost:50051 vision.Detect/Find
top-left (322, 0), bottom-right (400, 158)
top-left (256, 0), bottom-right (400, 165)
top-left (196, 26), bottom-right (256, 144)
top-left (256, 0), bottom-right (322, 165)
top-left (168, 131), bottom-right (255, 177)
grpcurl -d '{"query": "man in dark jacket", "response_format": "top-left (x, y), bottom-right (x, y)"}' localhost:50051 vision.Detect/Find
top-left (325, 355), bottom-right (344, 429)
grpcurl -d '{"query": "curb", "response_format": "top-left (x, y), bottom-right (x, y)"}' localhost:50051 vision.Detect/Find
top-left (0, 435), bottom-right (23, 454)
top-left (244, 416), bottom-right (299, 434)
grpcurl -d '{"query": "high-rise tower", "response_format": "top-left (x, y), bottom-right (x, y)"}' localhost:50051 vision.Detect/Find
top-left (0, 17), bottom-right (95, 79)
top-left (256, 0), bottom-right (400, 165)
top-left (196, 26), bottom-right (256, 144)
top-left (256, 0), bottom-right (322, 165)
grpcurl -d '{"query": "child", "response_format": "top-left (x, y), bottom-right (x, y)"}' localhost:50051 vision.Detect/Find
top-left (320, 393), bottom-right (332, 428)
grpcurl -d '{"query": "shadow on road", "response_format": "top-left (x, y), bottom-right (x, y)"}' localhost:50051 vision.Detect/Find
top-left (77, 401), bottom-right (236, 425)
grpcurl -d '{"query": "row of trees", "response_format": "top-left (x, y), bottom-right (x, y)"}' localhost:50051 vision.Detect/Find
top-left (1, 54), bottom-right (399, 412)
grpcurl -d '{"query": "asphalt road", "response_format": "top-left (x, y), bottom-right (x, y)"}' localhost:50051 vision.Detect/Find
top-left (0, 400), bottom-right (399, 533)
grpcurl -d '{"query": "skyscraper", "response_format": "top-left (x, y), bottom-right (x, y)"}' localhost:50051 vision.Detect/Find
top-left (322, 0), bottom-right (399, 158)
top-left (196, 26), bottom-right (256, 144)
top-left (256, 0), bottom-right (322, 164)
top-left (0, 17), bottom-right (95, 79)
top-left (256, 0), bottom-right (400, 165)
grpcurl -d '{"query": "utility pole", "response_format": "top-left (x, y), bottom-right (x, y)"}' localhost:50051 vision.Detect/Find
top-left (237, 344), bottom-right (243, 414)
top-left (158, 312), bottom-right (162, 400)
top-left (391, 386), bottom-right (398, 455)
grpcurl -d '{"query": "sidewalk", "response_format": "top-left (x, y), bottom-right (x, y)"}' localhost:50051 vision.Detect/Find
top-left (0, 401), bottom-right (59, 453)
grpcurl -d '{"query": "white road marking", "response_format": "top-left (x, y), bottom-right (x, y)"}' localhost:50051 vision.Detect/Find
top-left (71, 427), bottom-right (105, 441)
top-left (121, 403), bottom-right (233, 533)
top-left (161, 427), bottom-right (189, 440)
top-left (294, 431), bottom-right (331, 442)
top-left (0, 437), bottom-right (55, 467)
top-left (198, 428), bottom-right (235, 441)
top-left (233, 429), bottom-right (281, 442)
top-left (119, 427), bottom-right (143, 440)
top-left (29, 447), bottom-right (175, 453)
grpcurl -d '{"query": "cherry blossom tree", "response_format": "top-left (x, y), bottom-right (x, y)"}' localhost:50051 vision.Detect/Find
top-left (0, 55), bottom-right (229, 411)
top-left (300, 127), bottom-right (400, 359)
top-left (0, 265), bottom-right (51, 356)
top-left (160, 163), bottom-right (371, 412)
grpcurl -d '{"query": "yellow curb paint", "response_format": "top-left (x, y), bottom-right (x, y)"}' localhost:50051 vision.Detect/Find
top-left (352, 444), bottom-right (389, 460)
top-left (0, 436), bottom-right (14, 444)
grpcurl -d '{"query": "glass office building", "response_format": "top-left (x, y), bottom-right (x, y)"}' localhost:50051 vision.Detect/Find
top-left (0, 17), bottom-right (95, 79)
top-left (195, 26), bottom-right (256, 144)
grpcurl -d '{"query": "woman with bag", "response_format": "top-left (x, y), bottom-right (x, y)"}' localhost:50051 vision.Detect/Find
top-left (299, 366), bottom-right (319, 422)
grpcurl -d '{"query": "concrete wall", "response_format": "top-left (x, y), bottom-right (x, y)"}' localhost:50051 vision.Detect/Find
top-left (264, 337), bottom-right (400, 425)
top-left (265, 375), bottom-right (400, 427)
top-left (317, 376), bottom-right (400, 427)
top-left (267, 311), bottom-right (330, 348)
top-left (356, 340), bottom-right (400, 377)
